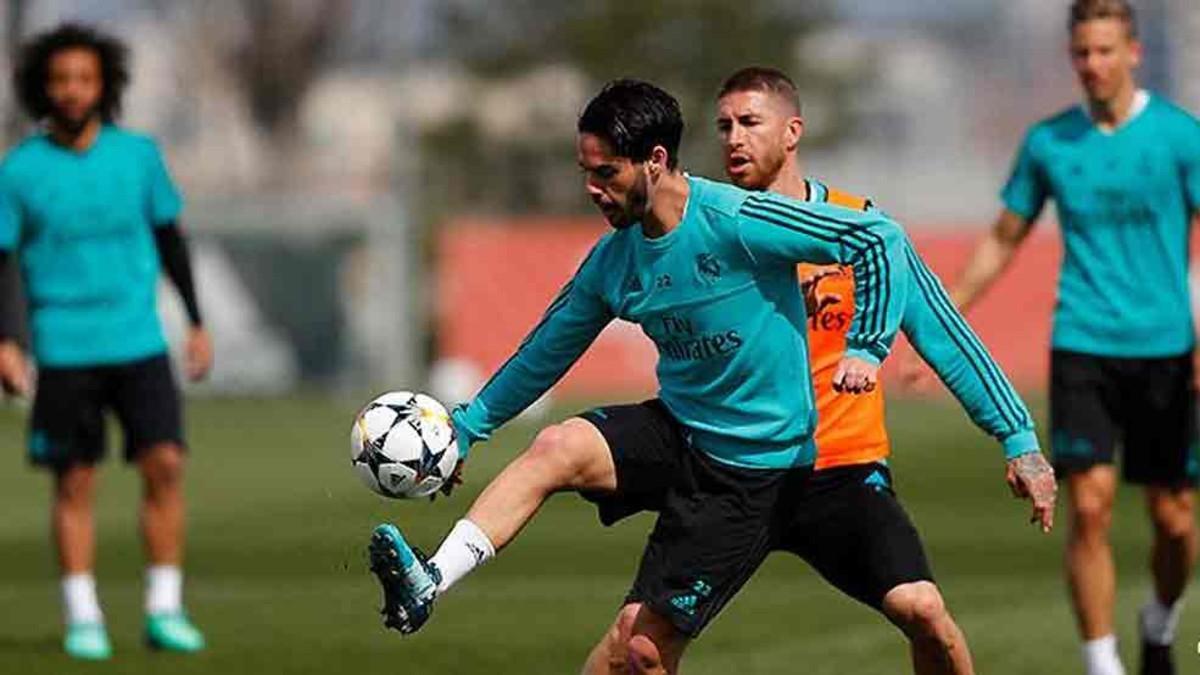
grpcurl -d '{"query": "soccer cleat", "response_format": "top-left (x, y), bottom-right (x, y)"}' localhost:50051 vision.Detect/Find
top-left (1139, 642), bottom-right (1174, 675)
top-left (145, 612), bottom-right (206, 653)
top-left (64, 622), bottom-right (112, 660)
top-left (369, 523), bottom-right (442, 635)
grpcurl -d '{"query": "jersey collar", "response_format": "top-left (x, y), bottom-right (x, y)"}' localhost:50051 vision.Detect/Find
top-left (1085, 89), bottom-right (1150, 135)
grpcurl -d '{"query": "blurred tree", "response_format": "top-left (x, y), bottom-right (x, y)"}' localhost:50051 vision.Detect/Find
top-left (148, 0), bottom-right (354, 187)
top-left (420, 0), bottom-right (853, 217)
top-left (233, 0), bottom-right (352, 150)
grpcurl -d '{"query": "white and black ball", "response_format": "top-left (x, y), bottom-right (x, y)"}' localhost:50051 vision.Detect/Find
top-left (350, 391), bottom-right (458, 499)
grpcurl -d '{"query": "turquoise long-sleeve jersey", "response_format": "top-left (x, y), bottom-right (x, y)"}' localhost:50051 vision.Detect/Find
top-left (900, 243), bottom-right (1037, 457)
top-left (454, 175), bottom-right (909, 469)
top-left (802, 179), bottom-right (1037, 459)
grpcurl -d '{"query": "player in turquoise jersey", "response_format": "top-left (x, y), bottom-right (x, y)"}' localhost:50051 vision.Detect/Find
top-left (367, 80), bottom-right (1052, 674)
top-left (577, 66), bottom-right (1058, 675)
top-left (946, 3), bottom-right (1199, 674)
top-left (0, 24), bottom-right (209, 660)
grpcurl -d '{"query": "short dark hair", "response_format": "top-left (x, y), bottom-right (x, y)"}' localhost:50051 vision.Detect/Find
top-left (1069, 0), bottom-right (1137, 39)
top-left (717, 66), bottom-right (802, 115)
top-left (14, 22), bottom-right (130, 123)
top-left (578, 79), bottom-right (684, 170)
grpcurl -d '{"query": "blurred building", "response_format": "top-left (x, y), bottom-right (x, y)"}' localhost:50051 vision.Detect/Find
top-left (0, 0), bottom-right (1195, 396)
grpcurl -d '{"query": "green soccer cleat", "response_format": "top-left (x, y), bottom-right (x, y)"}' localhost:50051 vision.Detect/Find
top-left (369, 523), bottom-right (442, 635)
top-left (64, 622), bottom-right (112, 661)
top-left (145, 612), bottom-right (206, 653)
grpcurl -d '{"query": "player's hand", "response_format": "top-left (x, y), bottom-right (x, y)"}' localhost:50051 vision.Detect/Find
top-left (1005, 452), bottom-right (1057, 533)
top-left (432, 407), bottom-right (475, 500)
top-left (832, 356), bottom-right (878, 394)
top-left (436, 460), bottom-right (465, 499)
top-left (0, 339), bottom-right (31, 397)
top-left (185, 326), bottom-right (213, 382)
top-left (800, 268), bottom-right (842, 316)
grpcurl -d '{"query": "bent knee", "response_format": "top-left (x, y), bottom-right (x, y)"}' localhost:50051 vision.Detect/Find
top-left (626, 634), bottom-right (663, 674)
top-left (884, 581), bottom-right (950, 635)
top-left (602, 604), bottom-right (643, 663)
top-left (523, 419), bottom-right (611, 491)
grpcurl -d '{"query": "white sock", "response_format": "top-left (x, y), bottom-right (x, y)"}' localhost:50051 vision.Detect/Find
top-left (1140, 596), bottom-right (1183, 646)
top-left (430, 519), bottom-right (495, 595)
top-left (1082, 634), bottom-right (1125, 675)
top-left (145, 565), bottom-right (183, 615)
top-left (62, 573), bottom-right (103, 626)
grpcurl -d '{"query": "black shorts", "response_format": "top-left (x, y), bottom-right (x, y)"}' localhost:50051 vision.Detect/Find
top-left (578, 400), bottom-right (933, 637)
top-left (29, 353), bottom-right (184, 470)
top-left (1050, 350), bottom-right (1200, 486)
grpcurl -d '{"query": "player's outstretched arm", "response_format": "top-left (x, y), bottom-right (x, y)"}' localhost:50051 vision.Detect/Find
top-left (899, 209), bottom-right (1034, 389)
top-left (452, 251), bottom-right (613, 462)
top-left (899, 241), bottom-right (1056, 531)
top-left (738, 194), bottom-right (909, 392)
top-left (900, 242), bottom-right (1039, 457)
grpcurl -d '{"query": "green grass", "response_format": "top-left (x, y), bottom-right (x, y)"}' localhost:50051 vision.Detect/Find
top-left (0, 394), bottom-right (1195, 673)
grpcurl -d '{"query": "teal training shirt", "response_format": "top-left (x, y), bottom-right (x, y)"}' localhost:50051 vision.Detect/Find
top-left (805, 178), bottom-right (1038, 458)
top-left (455, 175), bottom-right (910, 469)
top-left (0, 125), bottom-right (182, 366)
top-left (1002, 92), bottom-right (1200, 358)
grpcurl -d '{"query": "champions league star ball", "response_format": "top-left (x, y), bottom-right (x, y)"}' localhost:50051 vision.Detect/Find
top-left (350, 392), bottom-right (459, 499)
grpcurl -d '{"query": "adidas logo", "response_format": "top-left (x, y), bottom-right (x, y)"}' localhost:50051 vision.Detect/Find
top-left (669, 594), bottom-right (698, 616)
top-left (466, 542), bottom-right (488, 564)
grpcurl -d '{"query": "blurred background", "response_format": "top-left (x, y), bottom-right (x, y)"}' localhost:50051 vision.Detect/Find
top-left (2, 3), bottom-right (1200, 674)
top-left (0, 0), bottom-right (1194, 401)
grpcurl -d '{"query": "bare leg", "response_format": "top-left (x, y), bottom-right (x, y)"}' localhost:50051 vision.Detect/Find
top-left (1145, 487), bottom-right (1196, 606)
top-left (582, 604), bottom-right (641, 675)
top-left (466, 418), bottom-right (617, 550)
top-left (1065, 466), bottom-right (1119, 640)
top-left (627, 605), bottom-right (687, 675)
top-left (54, 464), bottom-right (99, 574)
top-left (882, 581), bottom-right (974, 674)
top-left (138, 443), bottom-right (187, 565)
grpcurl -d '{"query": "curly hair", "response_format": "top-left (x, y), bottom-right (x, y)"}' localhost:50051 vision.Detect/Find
top-left (13, 22), bottom-right (130, 123)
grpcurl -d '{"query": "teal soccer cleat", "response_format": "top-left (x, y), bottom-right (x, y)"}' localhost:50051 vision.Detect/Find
top-left (145, 612), bottom-right (206, 653)
top-left (64, 622), bottom-right (112, 660)
top-left (369, 523), bottom-right (442, 635)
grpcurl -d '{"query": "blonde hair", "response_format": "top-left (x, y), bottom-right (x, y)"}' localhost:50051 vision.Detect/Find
top-left (1070, 0), bottom-right (1137, 38)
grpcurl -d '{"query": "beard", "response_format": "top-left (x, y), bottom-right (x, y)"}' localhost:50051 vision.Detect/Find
top-left (49, 103), bottom-right (99, 137)
top-left (603, 173), bottom-right (649, 231)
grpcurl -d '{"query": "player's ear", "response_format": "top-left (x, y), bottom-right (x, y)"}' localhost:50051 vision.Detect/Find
top-left (647, 145), bottom-right (670, 177)
top-left (784, 116), bottom-right (805, 152)
top-left (1128, 38), bottom-right (1142, 68)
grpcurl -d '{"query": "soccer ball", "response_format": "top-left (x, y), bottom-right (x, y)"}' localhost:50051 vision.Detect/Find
top-left (350, 391), bottom-right (459, 499)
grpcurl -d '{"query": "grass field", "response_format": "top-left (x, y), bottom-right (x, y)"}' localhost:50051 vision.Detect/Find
top-left (0, 393), bottom-right (1196, 674)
